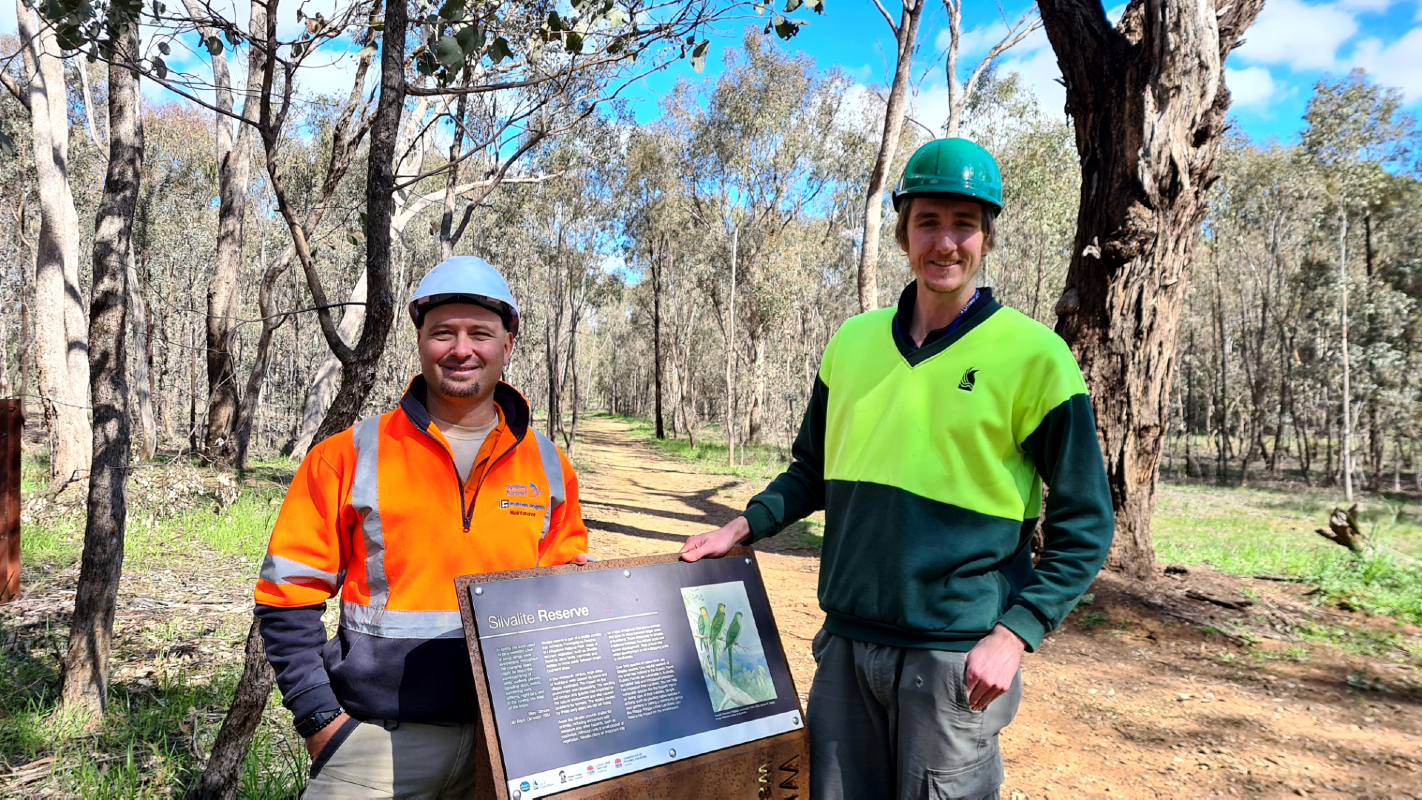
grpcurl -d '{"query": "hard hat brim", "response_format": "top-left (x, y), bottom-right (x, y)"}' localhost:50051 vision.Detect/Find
top-left (409, 293), bottom-right (519, 335)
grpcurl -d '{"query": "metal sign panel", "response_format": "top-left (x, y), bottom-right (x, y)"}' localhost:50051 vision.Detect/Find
top-left (458, 551), bottom-right (804, 799)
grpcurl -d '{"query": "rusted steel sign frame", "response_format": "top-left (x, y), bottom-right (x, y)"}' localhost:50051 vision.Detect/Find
top-left (455, 548), bottom-right (809, 800)
top-left (0, 399), bottom-right (21, 603)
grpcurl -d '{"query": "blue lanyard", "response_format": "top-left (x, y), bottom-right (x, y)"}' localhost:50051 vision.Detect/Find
top-left (941, 289), bottom-right (981, 335)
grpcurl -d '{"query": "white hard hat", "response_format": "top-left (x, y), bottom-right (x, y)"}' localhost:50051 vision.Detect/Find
top-left (408, 256), bottom-right (520, 335)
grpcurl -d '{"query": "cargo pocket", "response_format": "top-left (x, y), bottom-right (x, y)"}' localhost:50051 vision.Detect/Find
top-left (925, 750), bottom-right (1003, 800)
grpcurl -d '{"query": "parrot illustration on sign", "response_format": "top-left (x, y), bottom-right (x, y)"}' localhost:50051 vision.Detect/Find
top-left (709, 603), bottom-right (727, 676)
top-left (724, 611), bottom-right (743, 680)
top-left (696, 606), bottom-right (711, 668)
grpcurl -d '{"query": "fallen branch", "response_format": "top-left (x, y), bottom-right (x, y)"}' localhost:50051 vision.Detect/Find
top-left (1185, 590), bottom-right (1254, 610)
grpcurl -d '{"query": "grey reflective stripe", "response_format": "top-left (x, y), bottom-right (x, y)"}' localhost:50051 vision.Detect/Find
top-left (260, 552), bottom-right (338, 589)
top-left (340, 601), bottom-right (464, 639)
top-left (531, 430), bottom-right (566, 540)
top-left (351, 416), bottom-right (389, 610)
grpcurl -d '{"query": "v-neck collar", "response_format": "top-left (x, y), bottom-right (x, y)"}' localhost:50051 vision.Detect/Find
top-left (891, 282), bottom-right (1000, 367)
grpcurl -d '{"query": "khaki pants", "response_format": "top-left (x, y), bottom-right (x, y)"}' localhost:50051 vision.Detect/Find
top-left (304, 718), bottom-right (479, 799)
top-left (808, 629), bottom-right (1022, 800)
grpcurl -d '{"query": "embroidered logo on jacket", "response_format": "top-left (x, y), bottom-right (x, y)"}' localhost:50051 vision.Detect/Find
top-left (958, 367), bottom-right (978, 392)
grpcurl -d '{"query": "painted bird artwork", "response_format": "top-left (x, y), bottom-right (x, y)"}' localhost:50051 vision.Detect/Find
top-left (709, 603), bottom-right (727, 677)
top-left (696, 606), bottom-right (712, 669)
top-left (724, 611), bottom-right (743, 680)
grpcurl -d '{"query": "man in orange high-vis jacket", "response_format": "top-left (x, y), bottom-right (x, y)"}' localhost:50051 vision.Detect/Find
top-left (255, 257), bottom-right (589, 797)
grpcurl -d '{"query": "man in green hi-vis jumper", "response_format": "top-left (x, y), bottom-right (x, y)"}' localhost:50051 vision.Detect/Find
top-left (682, 138), bottom-right (1115, 800)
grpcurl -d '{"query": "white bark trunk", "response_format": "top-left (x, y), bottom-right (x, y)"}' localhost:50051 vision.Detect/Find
top-left (18, 0), bottom-right (91, 485)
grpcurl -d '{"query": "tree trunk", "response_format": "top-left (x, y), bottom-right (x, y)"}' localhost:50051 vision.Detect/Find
top-left (18, 0), bottom-right (91, 487)
top-left (653, 247), bottom-right (665, 439)
top-left (61, 26), bottom-right (141, 713)
top-left (1337, 205), bottom-right (1354, 501)
top-left (232, 258), bottom-right (290, 470)
top-left (126, 246), bottom-right (157, 460)
top-left (193, 0), bottom-right (262, 465)
top-left (856, 0), bottom-right (923, 313)
top-left (308, 0), bottom-right (406, 447)
top-left (192, 617), bottom-right (274, 800)
top-left (1039, 0), bottom-right (1264, 581)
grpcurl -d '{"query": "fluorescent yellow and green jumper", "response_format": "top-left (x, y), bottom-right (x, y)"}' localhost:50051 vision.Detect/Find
top-left (741, 286), bottom-right (1115, 652)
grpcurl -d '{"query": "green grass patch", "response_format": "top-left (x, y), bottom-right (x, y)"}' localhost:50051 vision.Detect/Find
top-left (5, 449), bottom-right (305, 796)
top-left (616, 416), bottom-right (792, 482)
top-left (1075, 610), bottom-right (1110, 628)
top-left (0, 636), bottom-right (307, 797)
top-left (1154, 482), bottom-right (1422, 624)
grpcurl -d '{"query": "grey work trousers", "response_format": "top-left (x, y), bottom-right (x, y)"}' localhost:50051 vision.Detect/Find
top-left (808, 629), bottom-right (1022, 800)
top-left (303, 718), bottom-right (479, 799)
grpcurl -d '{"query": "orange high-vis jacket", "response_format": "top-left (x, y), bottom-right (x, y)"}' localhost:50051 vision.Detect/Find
top-left (254, 378), bottom-right (588, 725)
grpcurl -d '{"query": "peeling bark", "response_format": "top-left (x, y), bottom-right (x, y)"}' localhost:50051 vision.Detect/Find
top-left (1039, 0), bottom-right (1265, 580)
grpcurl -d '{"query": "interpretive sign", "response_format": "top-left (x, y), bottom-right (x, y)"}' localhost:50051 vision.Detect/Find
top-left (455, 549), bottom-right (807, 800)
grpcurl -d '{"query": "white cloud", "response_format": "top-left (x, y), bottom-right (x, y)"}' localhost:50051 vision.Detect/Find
top-left (935, 16), bottom-right (1050, 62)
top-left (1337, 0), bottom-right (1393, 11)
top-left (988, 27), bottom-right (1066, 117)
top-left (1350, 27), bottom-right (1422, 100)
top-left (1226, 66), bottom-right (1277, 108)
top-left (1236, 0), bottom-right (1358, 70)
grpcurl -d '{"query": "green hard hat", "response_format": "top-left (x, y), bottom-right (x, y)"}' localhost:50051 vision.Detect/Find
top-left (892, 138), bottom-right (1003, 214)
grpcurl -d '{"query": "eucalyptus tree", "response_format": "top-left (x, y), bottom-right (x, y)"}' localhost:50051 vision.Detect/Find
top-left (61, 7), bottom-right (144, 715)
top-left (1037, 0), bottom-right (1266, 579)
top-left (678, 34), bottom-right (856, 443)
top-left (1301, 70), bottom-right (1416, 499)
top-left (13, 0), bottom-right (91, 486)
top-left (855, 0), bottom-right (1036, 313)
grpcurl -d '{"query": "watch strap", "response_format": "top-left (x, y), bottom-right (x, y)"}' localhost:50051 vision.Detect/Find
top-left (296, 708), bottom-right (344, 738)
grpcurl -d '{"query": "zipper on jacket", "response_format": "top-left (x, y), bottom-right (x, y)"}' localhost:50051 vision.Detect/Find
top-left (416, 424), bottom-right (522, 533)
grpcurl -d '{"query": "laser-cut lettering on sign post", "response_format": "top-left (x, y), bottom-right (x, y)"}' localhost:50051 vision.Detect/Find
top-left (456, 549), bottom-right (808, 800)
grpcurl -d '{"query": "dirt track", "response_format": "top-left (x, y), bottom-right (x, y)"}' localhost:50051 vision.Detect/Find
top-left (572, 416), bottom-right (1422, 799)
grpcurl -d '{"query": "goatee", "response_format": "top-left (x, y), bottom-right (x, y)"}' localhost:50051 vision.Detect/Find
top-left (439, 377), bottom-right (482, 398)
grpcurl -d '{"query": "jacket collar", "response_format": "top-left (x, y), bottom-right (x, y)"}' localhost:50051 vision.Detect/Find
top-left (399, 375), bottom-right (531, 443)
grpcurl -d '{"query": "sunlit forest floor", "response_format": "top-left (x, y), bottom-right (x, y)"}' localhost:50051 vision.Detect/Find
top-left (2, 414), bottom-right (1420, 796)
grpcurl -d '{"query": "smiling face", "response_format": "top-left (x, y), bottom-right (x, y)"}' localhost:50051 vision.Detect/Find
top-left (901, 195), bottom-right (993, 299)
top-left (416, 302), bottom-right (513, 408)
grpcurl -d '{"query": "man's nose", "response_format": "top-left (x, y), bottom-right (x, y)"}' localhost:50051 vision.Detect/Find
top-left (934, 229), bottom-right (961, 253)
top-left (451, 334), bottom-right (476, 359)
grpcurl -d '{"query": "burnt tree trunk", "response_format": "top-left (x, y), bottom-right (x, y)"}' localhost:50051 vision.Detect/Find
top-left (1039, 0), bottom-right (1265, 580)
top-left (61, 20), bottom-right (142, 712)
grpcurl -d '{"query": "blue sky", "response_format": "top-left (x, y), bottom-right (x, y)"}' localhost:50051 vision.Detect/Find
top-left (647, 0), bottom-right (1422, 145)
top-left (5, 0), bottom-right (1420, 146)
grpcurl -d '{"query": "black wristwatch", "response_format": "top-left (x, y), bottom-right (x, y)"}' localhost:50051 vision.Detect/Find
top-left (295, 708), bottom-right (345, 738)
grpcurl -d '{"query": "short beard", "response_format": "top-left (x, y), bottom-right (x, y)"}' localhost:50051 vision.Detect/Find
top-left (438, 377), bottom-right (482, 398)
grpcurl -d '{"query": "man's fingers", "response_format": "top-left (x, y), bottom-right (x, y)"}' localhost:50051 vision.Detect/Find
top-left (680, 538), bottom-right (705, 561)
